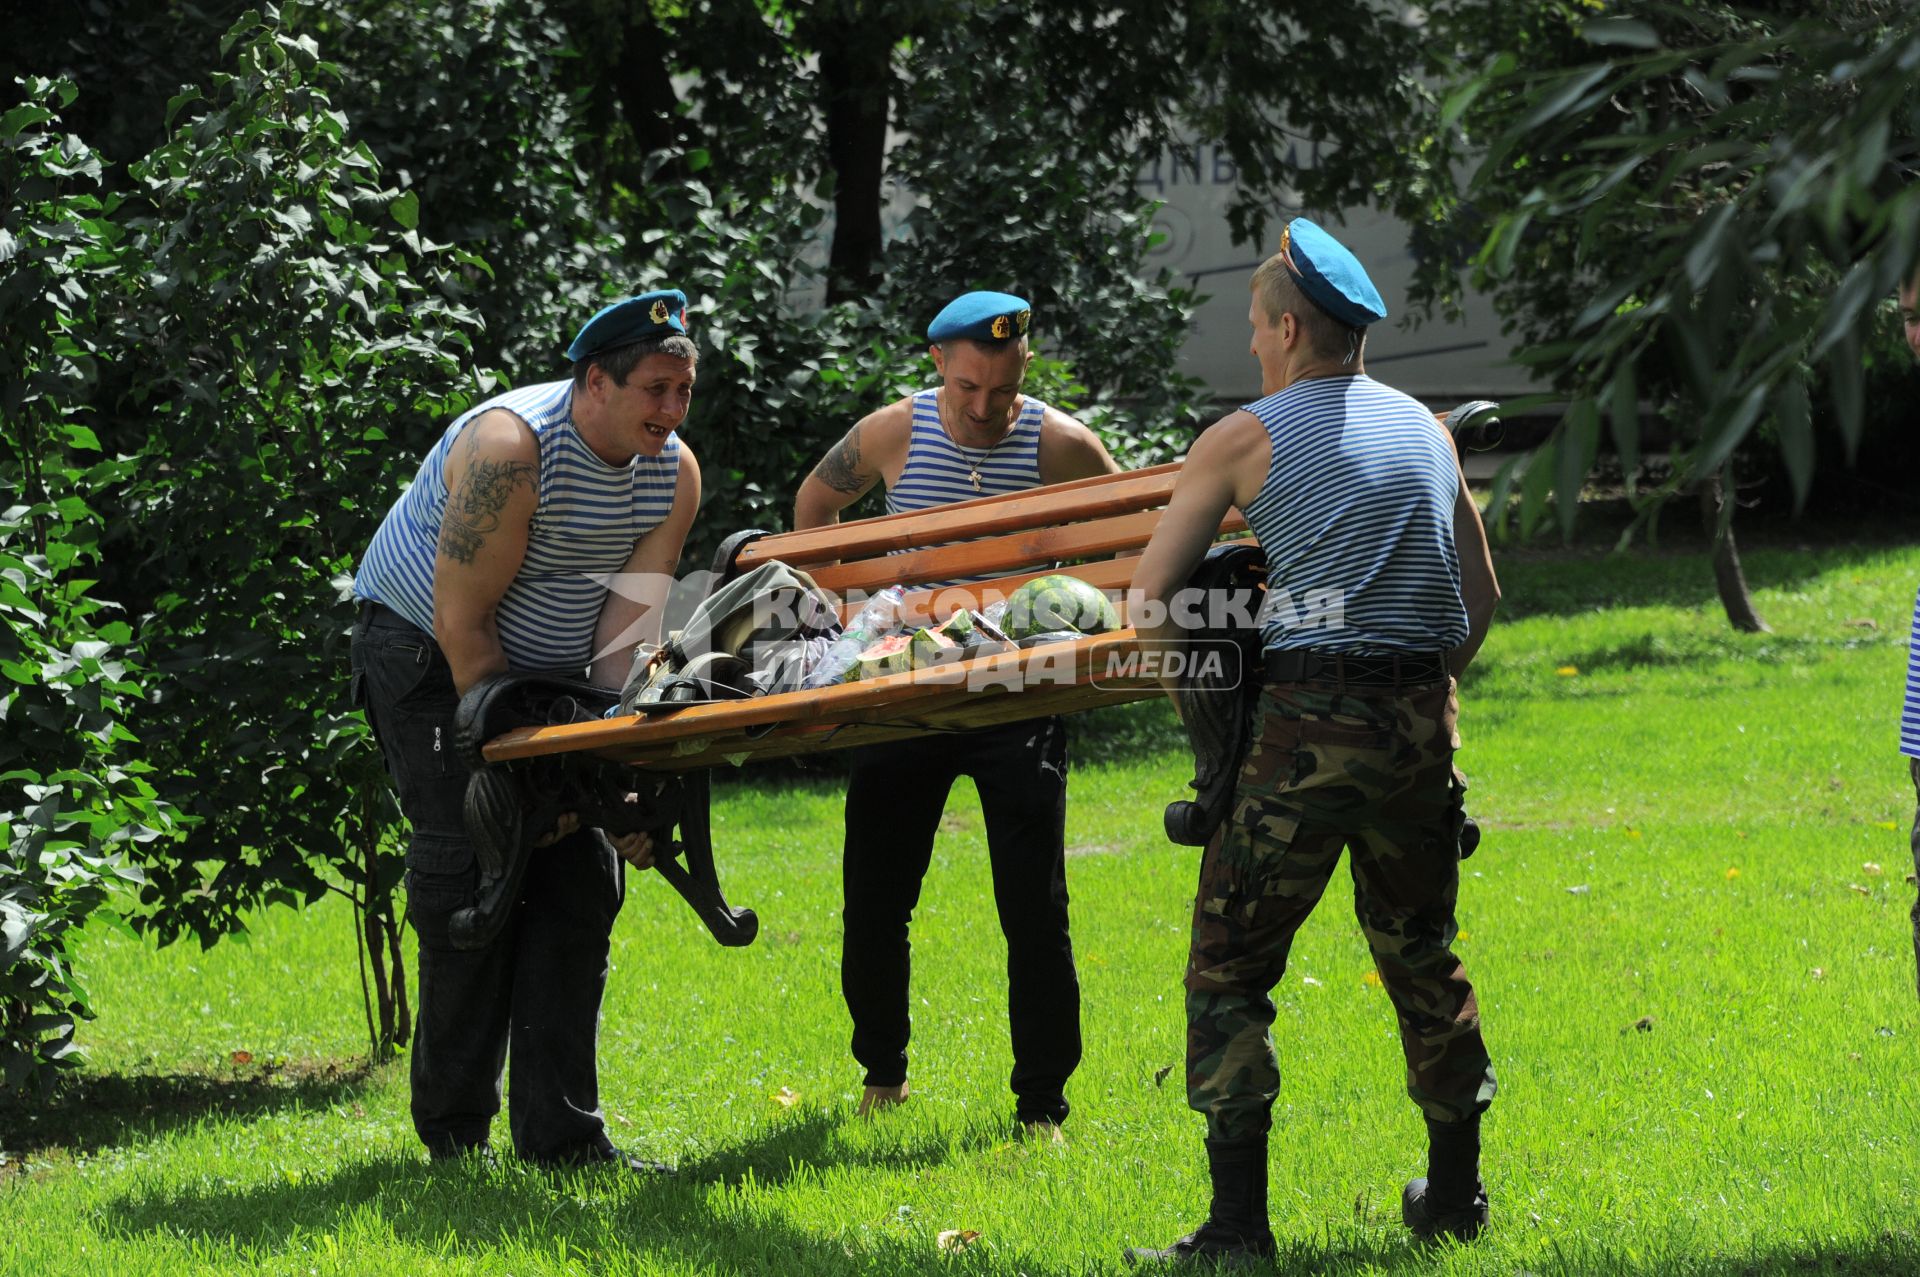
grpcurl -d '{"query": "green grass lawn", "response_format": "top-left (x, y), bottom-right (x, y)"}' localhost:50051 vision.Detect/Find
top-left (4, 536), bottom-right (1919, 1275)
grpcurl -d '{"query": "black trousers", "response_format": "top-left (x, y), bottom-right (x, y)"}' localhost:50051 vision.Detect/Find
top-left (350, 603), bottom-right (624, 1163)
top-left (840, 717), bottom-right (1082, 1124)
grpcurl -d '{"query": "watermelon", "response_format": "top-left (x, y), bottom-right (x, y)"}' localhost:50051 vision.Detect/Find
top-left (910, 610), bottom-right (978, 668)
top-left (1001, 574), bottom-right (1120, 640)
top-left (910, 625), bottom-right (960, 668)
top-left (847, 633), bottom-right (914, 681)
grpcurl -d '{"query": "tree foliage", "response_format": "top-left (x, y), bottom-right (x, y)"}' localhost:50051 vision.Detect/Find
top-left (311, 0), bottom-right (626, 376)
top-left (1439, 0), bottom-right (1920, 541)
top-left (103, 9), bottom-right (489, 1057)
top-left (0, 80), bottom-right (173, 1090)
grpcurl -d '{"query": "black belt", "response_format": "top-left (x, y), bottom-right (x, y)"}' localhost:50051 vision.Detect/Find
top-left (1263, 648), bottom-right (1447, 689)
top-left (357, 599), bottom-right (424, 633)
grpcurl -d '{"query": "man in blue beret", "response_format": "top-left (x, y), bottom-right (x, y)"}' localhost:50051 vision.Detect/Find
top-left (350, 289), bottom-right (702, 1169)
top-left (1124, 220), bottom-right (1502, 1263)
top-left (793, 291), bottom-right (1120, 1136)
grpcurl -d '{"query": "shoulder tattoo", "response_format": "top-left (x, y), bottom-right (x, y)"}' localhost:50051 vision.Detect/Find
top-left (812, 423), bottom-right (867, 495)
top-left (439, 456), bottom-right (536, 565)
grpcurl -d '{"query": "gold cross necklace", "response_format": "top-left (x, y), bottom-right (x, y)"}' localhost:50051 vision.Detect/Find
top-left (941, 394), bottom-right (1021, 492)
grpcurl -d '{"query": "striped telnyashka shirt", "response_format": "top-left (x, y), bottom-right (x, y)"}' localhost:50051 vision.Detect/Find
top-left (886, 389), bottom-right (1045, 514)
top-left (884, 389), bottom-right (1047, 590)
top-left (352, 379), bottom-right (680, 674)
top-left (1240, 375), bottom-right (1468, 656)
top-left (1902, 586), bottom-right (1920, 758)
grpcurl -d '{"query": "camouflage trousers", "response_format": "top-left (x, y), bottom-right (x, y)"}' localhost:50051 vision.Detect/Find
top-left (1185, 678), bottom-right (1497, 1142)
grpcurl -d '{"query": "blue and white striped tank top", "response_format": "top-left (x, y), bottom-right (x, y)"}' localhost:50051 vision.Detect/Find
top-left (1901, 585), bottom-right (1920, 757)
top-left (885, 389), bottom-right (1045, 514)
top-left (1240, 375), bottom-right (1467, 655)
top-left (352, 379), bottom-right (680, 674)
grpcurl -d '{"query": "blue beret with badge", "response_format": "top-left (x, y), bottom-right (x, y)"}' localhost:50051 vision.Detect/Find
top-left (926, 291), bottom-right (1033, 344)
top-left (566, 288), bottom-right (691, 362)
top-left (1277, 219), bottom-right (1387, 328)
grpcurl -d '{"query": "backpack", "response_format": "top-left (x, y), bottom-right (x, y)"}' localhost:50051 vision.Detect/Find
top-left (620, 560), bottom-right (842, 714)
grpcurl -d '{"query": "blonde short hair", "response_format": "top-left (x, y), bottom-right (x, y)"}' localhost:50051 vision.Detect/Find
top-left (1251, 253), bottom-right (1363, 362)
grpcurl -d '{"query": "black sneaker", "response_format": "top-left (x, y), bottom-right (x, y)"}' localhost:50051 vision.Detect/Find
top-left (425, 1141), bottom-right (496, 1168)
top-left (1401, 1177), bottom-right (1489, 1242)
top-left (1123, 1221), bottom-right (1276, 1268)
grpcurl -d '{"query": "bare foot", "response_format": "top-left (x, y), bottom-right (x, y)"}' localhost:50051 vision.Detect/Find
top-left (857, 1081), bottom-right (910, 1117)
top-left (1018, 1119), bottom-right (1066, 1145)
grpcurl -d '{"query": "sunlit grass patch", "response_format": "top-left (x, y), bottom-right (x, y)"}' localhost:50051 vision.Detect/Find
top-left (3, 540), bottom-right (1918, 1275)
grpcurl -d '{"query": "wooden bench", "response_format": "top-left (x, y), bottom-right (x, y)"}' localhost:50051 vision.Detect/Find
top-left (450, 400), bottom-right (1500, 948)
top-left (475, 459), bottom-right (1243, 771)
top-left (474, 399), bottom-right (1501, 773)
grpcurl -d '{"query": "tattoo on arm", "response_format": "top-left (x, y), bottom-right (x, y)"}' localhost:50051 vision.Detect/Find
top-left (439, 457), bottom-right (536, 564)
top-left (812, 424), bottom-right (867, 495)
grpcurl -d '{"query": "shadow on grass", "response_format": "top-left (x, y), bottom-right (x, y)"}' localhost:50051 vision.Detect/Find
top-left (1172, 1226), bottom-right (1920, 1276)
top-left (1479, 1231), bottom-right (1920, 1277)
top-left (1537, 633), bottom-right (1709, 673)
top-left (0, 1059), bottom-right (377, 1159)
top-left (682, 1108), bottom-right (1000, 1186)
top-left (98, 1132), bottom-right (1920, 1276)
top-left (100, 1111), bottom-right (1082, 1276)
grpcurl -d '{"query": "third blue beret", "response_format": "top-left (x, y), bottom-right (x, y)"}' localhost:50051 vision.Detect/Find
top-left (927, 291), bottom-right (1032, 343)
top-left (1279, 220), bottom-right (1387, 328)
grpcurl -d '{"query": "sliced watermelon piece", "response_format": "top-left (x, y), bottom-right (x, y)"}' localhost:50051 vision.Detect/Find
top-left (847, 633), bottom-right (914, 681)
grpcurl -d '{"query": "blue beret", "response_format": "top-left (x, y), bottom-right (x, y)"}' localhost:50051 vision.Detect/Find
top-left (567, 289), bottom-right (691, 361)
top-left (927, 291), bottom-right (1032, 344)
top-left (1279, 219), bottom-right (1387, 328)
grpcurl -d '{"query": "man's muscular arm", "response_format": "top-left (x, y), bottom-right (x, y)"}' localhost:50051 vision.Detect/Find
top-left (793, 404), bottom-right (906, 530)
top-left (1037, 409), bottom-right (1123, 485)
top-left (1446, 438), bottom-right (1500, 678)
top-left (1130, 412), bottom-right (1270, 709)
top-left (433, 410), bottom-right (540, 695)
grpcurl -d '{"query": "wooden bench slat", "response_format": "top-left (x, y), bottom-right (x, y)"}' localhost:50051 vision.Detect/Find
top-left (805, 508), bottom-right (1248, 596)
top-left (592, 683), bottom-right (1162, 770)
top-left (481, 630), bottom-right (1158, 766)
top-left (734, 462), bottom-right (1183, 569)
top-left (847, 534), bottom-right (1253, 625)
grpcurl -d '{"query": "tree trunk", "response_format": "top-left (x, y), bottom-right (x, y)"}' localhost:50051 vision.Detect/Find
top-left (386, 902), bottom-right (410, 1050)
top-left (817, 27), bottom-right (893, 303)
top-left (557, 0), bottom-right (690, 199)
top-left (350, 803), bottom-right (411, 1064)
top-left (362, 893), bottom-right (411, 1060)
top-left (1700, 468), bottom-right (1769, 633)
top-left (610, 8), bottom-right (688, 164)
top-left (363, 895), bottom-right (391, 1060)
